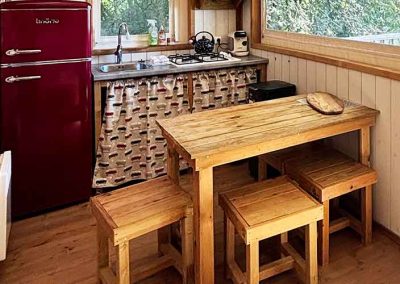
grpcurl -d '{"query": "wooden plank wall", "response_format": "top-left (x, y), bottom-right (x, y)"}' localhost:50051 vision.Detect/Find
top-left (194, 10), bottom-right (236, 38)
top-left (250, 48), bottom-right (400, 236)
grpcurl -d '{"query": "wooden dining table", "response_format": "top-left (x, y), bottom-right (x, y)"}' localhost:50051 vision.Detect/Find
top-left (156, 94), bottom-right (379, 283)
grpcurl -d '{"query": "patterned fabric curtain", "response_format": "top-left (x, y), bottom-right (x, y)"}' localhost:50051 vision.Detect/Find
top-left (93, 67), bottom-right (258, 189)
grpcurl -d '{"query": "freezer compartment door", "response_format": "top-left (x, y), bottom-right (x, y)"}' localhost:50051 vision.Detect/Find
top-left (0, 61), bottom-right (92, 217)
top-left (0, 1), bottom-right (91, 64)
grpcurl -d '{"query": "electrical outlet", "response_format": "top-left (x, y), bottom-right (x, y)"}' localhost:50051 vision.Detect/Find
top-left (215, 36), bottom-right (221, 45)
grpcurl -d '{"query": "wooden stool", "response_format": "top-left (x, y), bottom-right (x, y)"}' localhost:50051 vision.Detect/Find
top-left (285, 149), bottom-right (377, 266)
top-left (257, 142), bottom-right (328, 181)
top-left (219, 176), bottom-right (323, 284)
top-left (90, 176), bottom-right (193, 284)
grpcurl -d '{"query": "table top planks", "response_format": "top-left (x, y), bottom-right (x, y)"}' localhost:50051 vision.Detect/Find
top-left (157, 95), bottom-right (379, 170)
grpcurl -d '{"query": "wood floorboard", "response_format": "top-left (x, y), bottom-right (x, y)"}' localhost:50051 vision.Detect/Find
top-left (0, 162), bottom-right (399, 283)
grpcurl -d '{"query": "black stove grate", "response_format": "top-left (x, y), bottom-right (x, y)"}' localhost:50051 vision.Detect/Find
top-left (168, 52), bottom-right (228, 65)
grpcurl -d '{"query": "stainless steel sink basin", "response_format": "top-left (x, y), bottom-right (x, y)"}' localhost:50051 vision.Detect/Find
top-left (99, 62), bottom-right (151, 73)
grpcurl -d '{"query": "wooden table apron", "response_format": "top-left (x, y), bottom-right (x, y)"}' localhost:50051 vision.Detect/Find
top-left (156, 95), bottom-right (378, 284)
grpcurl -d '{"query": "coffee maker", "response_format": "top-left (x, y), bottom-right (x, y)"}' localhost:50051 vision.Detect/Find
top-left (227, 31), bottom-right (249, 57)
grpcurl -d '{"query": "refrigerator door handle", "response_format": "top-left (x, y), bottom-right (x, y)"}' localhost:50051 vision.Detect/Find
top-left (5, 49), bottom-right (42, 56)
top-left (5, 75), bottom-right (41, 83)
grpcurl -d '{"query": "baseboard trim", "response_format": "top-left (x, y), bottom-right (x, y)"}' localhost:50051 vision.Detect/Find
top-left (374, 222), bottom-right (400, 246)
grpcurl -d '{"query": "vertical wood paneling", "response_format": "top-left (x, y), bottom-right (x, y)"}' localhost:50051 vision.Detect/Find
top-left (261, 50), bottom-right (267, 58)
top-left (348, 70), bottom-right (363, 160)
top-left (274, 53), bottom-right (282, 80)
top-left (267, 52), bottom-right (275, 80)
top-left (215, 10), bottom-right (229, 37)
top-left (333, 66), bottom-right (349, 156)
top-left (361, 73), bottom-right (378, 221)
top-left (289, 56), bottom-right (298, 87)
top-left (306, 60), bottom-right (316, 93)
top-left (316, 62), bottom-right (327, 92)
top-left (195, 10), bottom-right (204, 34)
top-left (326, 65), bottom-right (338, 96)
top-left (349, 70), bottom-right (362, 104)
top-left (337, 67), bottom-right (349, 99)
top-left (361, 73), bottom-right (376, 108)
top-left (374, 76), bottom-right (391, 228)
top-left (281, 55), bottom-right (290, 82)
top-left (253, 47), bottom-right (400, 236)
top-left (203, 10), bottom-right (216, 36)
top-left (391, 80), bottom-right (400, 235)
top-left (243, 0), bottom-right (251, 35)
top-left (228, 10), bottom-right (236, 33)
top-left (297, 59), bottom-right (307, 94)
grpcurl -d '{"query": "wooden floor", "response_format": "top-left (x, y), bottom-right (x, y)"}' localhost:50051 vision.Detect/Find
top-left (1, 162), bottom-right (400, 283)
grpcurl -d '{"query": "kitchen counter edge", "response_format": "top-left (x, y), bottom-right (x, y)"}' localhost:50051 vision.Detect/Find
top-left (92, 55), bottom-right (269, 81)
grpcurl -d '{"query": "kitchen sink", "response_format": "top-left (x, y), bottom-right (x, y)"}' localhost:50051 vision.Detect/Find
top-left (99, 62), bottom-right (151, 73)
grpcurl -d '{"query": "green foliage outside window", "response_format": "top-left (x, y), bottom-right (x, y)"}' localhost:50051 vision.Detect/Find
top-left (101, 0), bottom-right (169, 36)
top-left (266, 0), bottom-right (400, 38)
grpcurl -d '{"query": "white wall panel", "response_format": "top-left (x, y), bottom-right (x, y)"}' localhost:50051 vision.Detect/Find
top-left (274, 53), bottom-right (282, 80)
top-left (316, 62), bottom-right (327, 92)
top-left (281, 55), bottom-right (290, 82)
top-left (374, 77), bottom-right (392, 228)
top-left (391, 80), bottom-right (400, 235)
top-left (306, 60), bottom-right (316, 93)
top-left (297, 59), bottom-right (307, 94)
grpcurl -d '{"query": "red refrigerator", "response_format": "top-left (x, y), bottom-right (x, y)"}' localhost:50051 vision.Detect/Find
top-left (0, 0), bottom-right (93, 218)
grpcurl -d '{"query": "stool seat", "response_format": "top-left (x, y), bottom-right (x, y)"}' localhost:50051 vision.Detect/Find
top-left (286, 150), bottom-right (377, 202)
top-left (220, 176), bottom-right (323, 244)
top-left (91, 176), bottom-right (193, 284)
top-left (92, 176), bottom-right (192, 246)
top-left (219, 176), bottom-right (323, 284)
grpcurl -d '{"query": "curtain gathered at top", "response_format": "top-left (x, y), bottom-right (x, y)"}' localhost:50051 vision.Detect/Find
top-left (93, 67), bottom-right (258, 189)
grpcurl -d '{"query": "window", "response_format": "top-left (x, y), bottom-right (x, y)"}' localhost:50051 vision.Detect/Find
top-left (93, 0), bottom-right (189, 47)
top-left (100, 0), bottom-right (170, 36)
top-left (264, 0), bottom-right (400, 46)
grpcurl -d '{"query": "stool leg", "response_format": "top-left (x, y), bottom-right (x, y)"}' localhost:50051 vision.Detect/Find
top-left (157, 227), bottom-right (171, 256)
top-left (116, 241), bottom-right (130, 284)
top-left (361, 185), bottom-right (373, 245)
top-left (246, 241), bottom-right (259, 284)
top-left (281, 232), bottom-right (288, 244)
top-left (181, 215), bottom-right (194, 284)
top-left (305, 222), bottom-right (318, 284)
top-left (97, 225), bottom-right (109, 283)
top-left (318, 201), bottom-right (330, 266)
top-left (258, 156), bottom-right (267, 181)
top-left (225, 216), bottom-right (235, 279)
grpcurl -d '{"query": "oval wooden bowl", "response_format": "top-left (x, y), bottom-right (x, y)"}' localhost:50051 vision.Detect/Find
top-left (306, 92), bottom-right (344, 115)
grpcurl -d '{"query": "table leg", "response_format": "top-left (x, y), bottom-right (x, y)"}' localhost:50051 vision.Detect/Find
top-left (193, 167), bottom-right (214, 284)
top-left (158, 145), bottom-right (180, 255)
top-left (305, 222), bottom-right (318, 284)
top-left (359, 127), bottom-right (373, 245)
top-left (116, 241), bottom-right (130, 284)
top-left (359, 127), bottom-right (371, 166)
top-left (167, 145), bottom-right (180, 185)
top-left (97, 225), bottom-right (108, 283)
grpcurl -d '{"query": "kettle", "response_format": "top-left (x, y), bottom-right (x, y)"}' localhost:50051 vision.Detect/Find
top-left (189, 31), bottom-right (215, 54)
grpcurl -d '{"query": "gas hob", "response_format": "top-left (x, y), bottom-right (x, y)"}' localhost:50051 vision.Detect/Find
top-left (168, 52), bottom-right (241, 66)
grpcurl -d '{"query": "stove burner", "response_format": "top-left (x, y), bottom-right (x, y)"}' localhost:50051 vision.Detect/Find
top-left (194, 52), bottom-right (229, 62)
top-left (169, 52), bottom-right (229, 65)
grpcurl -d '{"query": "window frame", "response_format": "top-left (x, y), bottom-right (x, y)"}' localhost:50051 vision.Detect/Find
top-left (252, 0), bottom-right (400, 75)
top-left (92, 0), bottom-right (192, 51)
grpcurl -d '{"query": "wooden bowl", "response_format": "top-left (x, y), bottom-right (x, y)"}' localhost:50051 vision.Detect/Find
top-left (306, 92), bottom-right (344, 115)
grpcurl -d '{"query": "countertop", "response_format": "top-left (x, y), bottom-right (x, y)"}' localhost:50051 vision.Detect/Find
top-left (92, 55), bottom-right (268, 81)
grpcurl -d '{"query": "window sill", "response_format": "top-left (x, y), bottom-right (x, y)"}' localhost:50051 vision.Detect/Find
top-left (92, 42), bottom-right (193, 56)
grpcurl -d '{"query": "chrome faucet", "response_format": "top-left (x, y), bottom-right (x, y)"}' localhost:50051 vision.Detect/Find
top-left (115, 23), bottom-right (130, 64)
